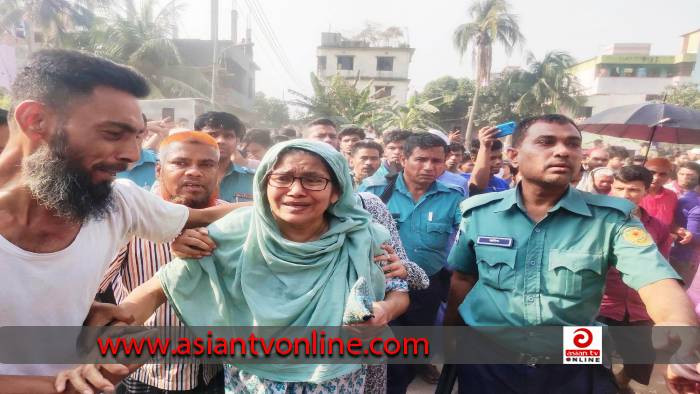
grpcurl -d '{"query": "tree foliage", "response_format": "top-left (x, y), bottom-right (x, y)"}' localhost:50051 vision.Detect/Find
top-left (663, 83), bottom-right (700, 110)
top-left (252, 92), bottom-right (290, 128)
top-left (287, 73), bottom-right (389, 127)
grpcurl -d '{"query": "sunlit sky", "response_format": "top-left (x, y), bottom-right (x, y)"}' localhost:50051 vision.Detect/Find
top-left (177, 0), bottom-right (700, 99)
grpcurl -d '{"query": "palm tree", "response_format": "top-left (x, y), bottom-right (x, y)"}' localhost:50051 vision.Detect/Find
top-left (288, 73), bottom-right (388, 127)
top-left (380, 95), bottom-right (446, 131)
top-left (453, 0), bottom-right (524, 142)
top-left (65, 0), bottom-right (210, 98)
top-left (0, 0), bottom-right (99, 53)
top-left (510, 51), bottom-right (582, 116)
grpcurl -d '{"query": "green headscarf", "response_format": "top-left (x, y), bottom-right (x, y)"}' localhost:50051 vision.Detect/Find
top-left (157, 140), bottom-right (389, 382)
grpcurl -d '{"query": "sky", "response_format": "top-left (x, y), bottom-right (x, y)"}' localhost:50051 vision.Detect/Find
top-left (177, 0), bottom-right (700, 99)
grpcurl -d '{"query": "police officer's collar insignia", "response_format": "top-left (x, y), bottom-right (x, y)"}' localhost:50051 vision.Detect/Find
top-left (622, 227), bottom-right (653, 247)
top-left (476, 236), bottom-right (513, 248)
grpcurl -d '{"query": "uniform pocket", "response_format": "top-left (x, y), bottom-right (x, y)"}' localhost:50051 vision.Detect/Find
top-left (475, 246), bottom-right (517, 290)
top-left (547, 250), bottom-right (603, 298)
top-left (424, 222), bottom-right (452, 249)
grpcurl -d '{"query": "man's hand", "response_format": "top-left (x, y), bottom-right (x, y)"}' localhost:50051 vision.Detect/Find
top-left (676, 228), bottom-right (694, 245)
top-left (55, 364), bottom-right (130, 394)
top-left (476, 126), bottom-right (499, 151)
top-left (666, 364), bottom-right (700, 394)
top-left (171, 228), bottom-right (216, 259)
top-left (83, 302), bottom-right (134, 326)
top-left (448, 130), bottom-right (463, 145)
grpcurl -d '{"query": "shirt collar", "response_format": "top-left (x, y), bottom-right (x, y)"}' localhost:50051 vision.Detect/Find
top-left (492, 184), bottom-right (591, 217)
top-left (224, 161), bottom-right (248, 177)
top-left (133, 149), bottom-right (158, 167)
top-left (396, 172), bottom-right (440, 196)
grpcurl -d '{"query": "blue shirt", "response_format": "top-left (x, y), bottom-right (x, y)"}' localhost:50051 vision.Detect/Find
top-left (359, 173), bottom-right (465, 276)
top-left (116, 149), bottom-right (158, 189)
top-left (219, 162), bottom-right (255, 203)
top-left (438, 171), bottom-right (469, 196)
top-left (461, 173), bottom-right (510, 193)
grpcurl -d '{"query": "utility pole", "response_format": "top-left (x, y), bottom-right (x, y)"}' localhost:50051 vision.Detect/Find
top-left (210, 0), bottom-right (219, 106)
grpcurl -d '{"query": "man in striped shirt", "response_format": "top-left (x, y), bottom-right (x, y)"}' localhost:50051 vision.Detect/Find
top-left (100, 132), bottom-right (226, 393)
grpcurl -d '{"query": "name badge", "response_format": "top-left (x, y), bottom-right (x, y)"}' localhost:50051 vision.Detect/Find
top-left (476, 236), bottom-right (513, 248)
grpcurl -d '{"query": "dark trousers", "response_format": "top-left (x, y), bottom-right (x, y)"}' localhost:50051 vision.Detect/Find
top-left (387, 269), bottom-right (449, 394)
top-left (456, 364), bottom-right (617, 394)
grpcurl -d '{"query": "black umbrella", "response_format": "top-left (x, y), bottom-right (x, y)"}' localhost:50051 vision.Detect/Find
top-left (579, 103), bottom-right (700, 153)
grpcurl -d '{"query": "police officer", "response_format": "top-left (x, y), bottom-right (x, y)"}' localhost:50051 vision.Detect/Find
top-left (445, 114), bottom-right (697, 394)
top-left (359, 132), bottom-right (465, 392)
top-left (195, 111), bottom-right (255, 202)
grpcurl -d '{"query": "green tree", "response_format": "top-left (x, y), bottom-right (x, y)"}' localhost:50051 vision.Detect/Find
top-left (663, 83), bottom-right (700, 110)
top-left (287, 73), bottom-right (388, 127)
top-left (380, 94), bottom-right (445, 131)
top-left (508, 51), bottom-right (582, 116)
top-left (419, 76), bottom-right (475, 130)
top-left (0, 0), bottom-right (98, 53)
top-left (65, 0), bottom-right (210, 99)
top-left (252, 92), bottom-right (290, 128)
top-left (453, 0), bottom-right (524, 142)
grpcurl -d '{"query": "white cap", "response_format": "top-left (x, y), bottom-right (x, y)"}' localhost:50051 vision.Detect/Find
top-left (426, 129), bottom-right (449, 144)
top-left (690, 147), bottom-right (700, 155)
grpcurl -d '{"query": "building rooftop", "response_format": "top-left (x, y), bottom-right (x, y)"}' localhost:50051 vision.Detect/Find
top-left (318, 32), bottom-right (413, 50)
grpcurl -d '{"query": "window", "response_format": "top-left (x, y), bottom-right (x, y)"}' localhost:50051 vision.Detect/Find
top-left (337, 56), bottom-right (354, 71)
top-left (317, 56), bottom-right (326, 71)
top-left (377, 56), bottom-right (394, 71)
top-left (374, 86), bottom-right (393, 99)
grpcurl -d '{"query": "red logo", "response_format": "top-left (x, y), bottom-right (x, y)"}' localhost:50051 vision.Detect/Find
top-left (572, 328), bottom-right (593, 348)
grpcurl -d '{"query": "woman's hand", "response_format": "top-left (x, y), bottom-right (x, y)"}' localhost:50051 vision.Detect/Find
top-left (356, 301), bottom-right (391, 327)
top-left (374, 244), bottom-right (407, 280)
top-left (171, 228), bottom-right (215, 259)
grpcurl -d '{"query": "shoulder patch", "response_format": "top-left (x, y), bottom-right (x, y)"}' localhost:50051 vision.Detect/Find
top-left (459, 191), bottom-right (506, 213)
top-left (582, 193), bottom-right (635, 216)
top-left (622, 226), bottom-right (653, 247)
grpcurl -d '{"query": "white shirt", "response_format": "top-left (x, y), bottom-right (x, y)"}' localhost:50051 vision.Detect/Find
top-left (0, 179), bottom-right (189, 376)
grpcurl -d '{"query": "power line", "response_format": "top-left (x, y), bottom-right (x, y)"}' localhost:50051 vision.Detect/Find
top-left (240, 0), bottom-right (303, 90)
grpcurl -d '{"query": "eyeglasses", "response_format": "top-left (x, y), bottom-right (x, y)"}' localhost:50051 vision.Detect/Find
top-left (267, 173), bottom-right (331, 191)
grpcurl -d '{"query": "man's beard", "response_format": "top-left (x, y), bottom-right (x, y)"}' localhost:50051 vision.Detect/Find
top-left (22, 129), bottom-right (115, 222)
top-left (169, 194), bottom-right (211, 209)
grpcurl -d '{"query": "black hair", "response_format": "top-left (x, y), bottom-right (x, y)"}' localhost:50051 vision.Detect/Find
top-left (382, 129), bottom-right (413, 145)
top-left (351, 140), bottom-right (384, 157)
top-left (194, 111), bottom-right (245, 138)
top-left (271, 134), bottom-right (290, 144)
top-left (679, 161), bottom-right (700, 177)
top-left (278, 127), bottom-right (297, 138)
top-left (614, 165), bottom-right (653, 189)
top-left (469, 139), bottom-right (503, 156)
top-left (403, 133), bottom-right (447, 157)
top-left (338, 126), bottom-right (365, 140)
top-left (607, 145), bottom-right (630, 160)
top-left (306, 118), bottom-right (336, 129)
top-left (512, 114), bottom-right (580, 147)
top-left (10, 49), bottom-right (149, 115)
top-left (447, 143), bottom-right (466, 155)
top-left (242, 128), bottom-right (273, 148)
top-left (0, 108), bottom-right (7, 126)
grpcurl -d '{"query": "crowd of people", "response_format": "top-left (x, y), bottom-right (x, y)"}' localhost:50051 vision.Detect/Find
top-left (1, 49), bottom-right (699, 394)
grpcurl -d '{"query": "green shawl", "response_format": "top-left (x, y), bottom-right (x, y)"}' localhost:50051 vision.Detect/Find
top-left (157, 140), bottom-right (388, 383)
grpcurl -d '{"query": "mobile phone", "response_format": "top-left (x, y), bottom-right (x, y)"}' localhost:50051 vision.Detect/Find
top-left (494, 121), bottom-right (516, 138)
